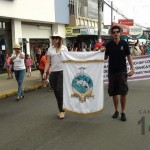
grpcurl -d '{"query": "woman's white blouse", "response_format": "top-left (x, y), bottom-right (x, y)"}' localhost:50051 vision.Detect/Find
top-left (12, 52), bottom-right (25, 70)
top-left (47, 45), bottom-right (68, 72)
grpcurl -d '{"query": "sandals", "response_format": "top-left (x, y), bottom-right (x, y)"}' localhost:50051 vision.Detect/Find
top-left (16, 95), bottom-right (24, 101)
top-left (20, 95), bottom-right (24, 99)
top-left (57, 113), bottom-right (61, 117)
top-left (58, 112), bottom-right (65, 119)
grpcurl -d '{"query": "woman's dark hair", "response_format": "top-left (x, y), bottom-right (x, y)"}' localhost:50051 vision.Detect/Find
top-left (26, 54), bottom-right (30, 59)
top-left (57, 37), bottom-right (62, 48)
top-left (52, 36), bottom-right (62, 48)
top-left (40, 49), bottom-right (46, 59)
top-left (5, 53), bottom-right (10, 57)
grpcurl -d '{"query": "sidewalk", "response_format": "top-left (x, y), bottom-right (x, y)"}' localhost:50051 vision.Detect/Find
top-left (0, 70), bottom-right (43, 100)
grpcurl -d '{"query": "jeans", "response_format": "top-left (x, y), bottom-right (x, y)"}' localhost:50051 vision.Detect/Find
top-left (14, 69), bottom-right (25, 96)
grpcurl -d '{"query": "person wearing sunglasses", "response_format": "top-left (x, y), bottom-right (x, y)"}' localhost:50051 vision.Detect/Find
top-left (104, 25), bottom-right (134, 121)
top-left (43, 32), bottom-right (68, 119)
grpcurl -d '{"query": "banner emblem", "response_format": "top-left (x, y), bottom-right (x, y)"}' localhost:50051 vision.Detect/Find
top-left (71, 67), bottom-right (94, 102)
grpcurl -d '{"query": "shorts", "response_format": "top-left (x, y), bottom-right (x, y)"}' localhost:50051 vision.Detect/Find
top-left (6, 65), bottom-right (11, 70)
top-left (108, 72), bottom-right (128, 96)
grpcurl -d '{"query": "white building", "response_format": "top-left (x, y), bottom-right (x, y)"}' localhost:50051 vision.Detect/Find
top-left (0, 0), bottom-right (69, 56)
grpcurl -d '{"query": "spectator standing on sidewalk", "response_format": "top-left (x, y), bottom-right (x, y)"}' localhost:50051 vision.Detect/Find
top-left (25, 54), bottom-right (32, 77)
top-left (4, 53), bottom-right (13, 79)
top-left (102, 25), bottom-right (134, 121)
top-left (38, 49), bottom-right (47, 87)
top-left (11, 44), bottom-right (26, 101)
top-left (131, 42), bottom-right (142, 56)
top-left (43, 32), bottom-right (68, 119)
top-left (35, 47), bottom-right (42, 69)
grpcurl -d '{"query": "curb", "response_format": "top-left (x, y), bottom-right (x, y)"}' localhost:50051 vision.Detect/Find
top-left (0, 84), bottom-right (43, 100)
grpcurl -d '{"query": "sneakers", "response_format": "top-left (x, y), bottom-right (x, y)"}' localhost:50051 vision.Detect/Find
top-left (112, 111), bottom-right (127, 121)
top-left (112, 111), bottom-right (119, 118)
top-left (121, 113), bottom-right (127, 121)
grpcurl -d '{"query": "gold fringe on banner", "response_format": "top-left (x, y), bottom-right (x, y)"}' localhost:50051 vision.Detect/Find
top-left (62, 60), bottom-right (104, 63)
top-left (63, 108), bottom-right (103, 116)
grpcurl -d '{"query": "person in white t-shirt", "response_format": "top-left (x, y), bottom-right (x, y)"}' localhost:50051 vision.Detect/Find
top-left (43, 32), bottom-right (68, 119)
top-left (11, 44), bottom-right (26, 100)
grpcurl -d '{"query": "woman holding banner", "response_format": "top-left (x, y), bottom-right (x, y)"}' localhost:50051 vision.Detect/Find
top-left (43, 32), bottom-right (68, 119)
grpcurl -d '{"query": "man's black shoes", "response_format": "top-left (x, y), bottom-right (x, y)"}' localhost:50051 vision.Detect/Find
top-left (112, 111), bottom-right (127, 121)
top-left (121, 113), bottom-right (127, 121)
top-left (112, 111), bottom-right (119, 118)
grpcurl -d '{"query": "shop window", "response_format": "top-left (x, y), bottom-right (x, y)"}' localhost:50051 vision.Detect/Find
top-left (92, 22), bottom-right (95, 27)
top-left (3, 22), bottom-right (5, 29)
top-left (0, 20), bottom-right (12, 55)
top-left (76, 18), bottom-right (79, 26)
top-left (69, 0), bottom-right (75, 15)
top-left (96, 22), bottom-right (98, 28)
top-left (0, 22), bottom-right (6, 29)
top-left (81, 20), bottom-right (84, 26)
top-left (85, 20), bottom-right (88, 26)
top-left (29, 38), bottom-right (50, 59)
top-left (88, 21), bottom-right (91, 27)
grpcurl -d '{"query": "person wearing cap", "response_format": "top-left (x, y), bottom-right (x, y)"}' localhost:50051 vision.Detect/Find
top-left (43, 32), bottom-right (68, 119)
top-left (103, 25), bottom-right (134, 121)
top-left (11, 44), bottom-right (26, 100)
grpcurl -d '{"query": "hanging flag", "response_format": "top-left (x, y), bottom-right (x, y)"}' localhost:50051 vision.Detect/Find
top-left (61, 51), bottom-right (105, 115)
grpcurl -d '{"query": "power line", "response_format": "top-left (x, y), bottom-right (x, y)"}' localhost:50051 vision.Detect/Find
top-left (103, 0), bottom-right (149, 29)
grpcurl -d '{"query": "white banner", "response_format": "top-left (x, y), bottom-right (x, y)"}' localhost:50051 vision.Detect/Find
top-left (104, 55), bottom-right (150, 82)
top-left (61, 51), bottom-right (104, 115)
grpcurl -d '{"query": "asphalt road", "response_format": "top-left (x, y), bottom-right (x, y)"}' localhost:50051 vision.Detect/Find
top-left (0, 80), bottom-right (150, 150)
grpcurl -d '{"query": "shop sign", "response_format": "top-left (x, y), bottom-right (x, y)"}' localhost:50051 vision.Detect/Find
top-left (80, 28), bottom-right (87, 35)
top-left (66, 26), bottom-right (99, 36)
top-left (66, 27), bottom-right (81, 36)
top-left (101, 29), bottom-right (109, 36)
top-left (128, 26), bottom-right (143, 39)
top-left (118, 19), bottom-right (134, 26)
top-left (80, 27), bottom-right (96, 35)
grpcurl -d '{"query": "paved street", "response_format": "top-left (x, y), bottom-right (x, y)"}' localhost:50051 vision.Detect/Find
top-left (0, 80), bottom-right (150, 150)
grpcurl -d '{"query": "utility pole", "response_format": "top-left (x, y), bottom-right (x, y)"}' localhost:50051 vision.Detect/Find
top-left (98, 0), bottom-right (103, 42)
top-left (111, 1), bottom-right (113, 26)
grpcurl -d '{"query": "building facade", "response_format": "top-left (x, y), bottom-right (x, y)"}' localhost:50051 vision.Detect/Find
top-left (66, 0), bottom-right (105, 51)
top-left (0, 0), bottom-right (69, 56)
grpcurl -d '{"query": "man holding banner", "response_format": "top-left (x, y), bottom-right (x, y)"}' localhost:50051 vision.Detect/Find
top-left (104, 25), bottom-right (134, 121)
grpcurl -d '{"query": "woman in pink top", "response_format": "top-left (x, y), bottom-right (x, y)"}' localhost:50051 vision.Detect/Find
top-left (5, 53), bottom-right (13, 79)
top-left (25, 54), bottom-right (32, 77)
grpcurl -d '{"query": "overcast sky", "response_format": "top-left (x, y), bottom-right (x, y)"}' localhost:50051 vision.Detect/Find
top-left (104, 0), bottom-right (150, 27)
